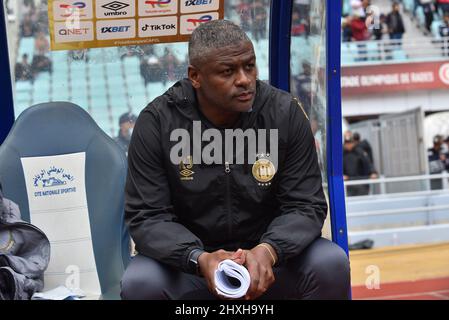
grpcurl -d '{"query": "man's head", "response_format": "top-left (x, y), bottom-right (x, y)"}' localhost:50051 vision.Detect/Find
top-left (353, 132), bottom-right (361, 143)
top-left (119, 112), bottom-right (137, 138)
top-left (343, 130), bottom-right (355, 151)
top-left (433, 134), bottom-right (443, 150)
top-left (22, 54), bottom-right (28, 63)
top-left (392, 1), bottom-right (400, 12)
top-left (188, 20), bottom-right (257, 114)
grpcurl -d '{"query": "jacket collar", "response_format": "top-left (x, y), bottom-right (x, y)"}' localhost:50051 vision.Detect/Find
top-left (166, 78), bottom-right (272, 129)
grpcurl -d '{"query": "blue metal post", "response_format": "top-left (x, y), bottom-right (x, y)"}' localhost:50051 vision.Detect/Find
top-left (0, 0), bottom-right (15, 144)
top-left (269, 0), bottom-right (292, 91)
top-left (326, 0), bottom-right (349, 255)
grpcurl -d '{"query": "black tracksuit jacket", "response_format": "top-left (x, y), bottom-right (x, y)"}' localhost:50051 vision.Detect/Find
top-left (125, 79), bottom-right (327, 273)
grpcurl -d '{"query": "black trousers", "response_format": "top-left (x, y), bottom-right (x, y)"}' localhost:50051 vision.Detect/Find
top-left (120, 238), bottom-right (351, 300)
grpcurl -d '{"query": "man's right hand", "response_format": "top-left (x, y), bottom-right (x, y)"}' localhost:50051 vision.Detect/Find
top-left (198, 249), bottom-right (245, 299)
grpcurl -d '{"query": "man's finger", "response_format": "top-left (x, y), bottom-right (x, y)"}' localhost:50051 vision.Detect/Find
top-left (231, 249), bottom-right (246, 265)
top-left (245, 262), bottom-right (260, 300)
top-left (254, 265), bottom-right (271, 299)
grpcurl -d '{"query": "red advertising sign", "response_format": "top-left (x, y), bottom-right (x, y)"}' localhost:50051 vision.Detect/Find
top-left (342, 61), bottom-right (449, 96)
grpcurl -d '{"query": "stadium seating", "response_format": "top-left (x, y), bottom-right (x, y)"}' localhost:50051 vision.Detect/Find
top-left (14, 34), bottom-right (273, 137)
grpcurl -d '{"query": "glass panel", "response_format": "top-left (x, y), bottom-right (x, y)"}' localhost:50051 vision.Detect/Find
top-left (8, 0), bottom-right (271, 140)
top-left (290, 1), bottom-right (327, 183)
top-left (290, 1), bottom-right (329, 236)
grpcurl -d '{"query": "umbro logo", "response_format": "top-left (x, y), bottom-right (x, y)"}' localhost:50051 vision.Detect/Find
top-left (102, 1), bottom-right (129, 12)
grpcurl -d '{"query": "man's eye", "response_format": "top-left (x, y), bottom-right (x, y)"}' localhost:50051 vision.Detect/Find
top-left (246, 63), bottom-right (255, 70)
top-left (222, 69), bottom-right (232, 75)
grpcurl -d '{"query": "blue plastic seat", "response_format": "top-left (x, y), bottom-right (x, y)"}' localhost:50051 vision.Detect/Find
top-left (0, 102), bottom-right (130, 299)
top-left (18, 37), bottom-right (35, 60)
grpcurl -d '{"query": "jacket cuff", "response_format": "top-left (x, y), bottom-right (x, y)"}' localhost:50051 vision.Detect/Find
top-left (259, 239), bottom-right (283, 266)
top-left (183, 247), bottom-right (205, 274)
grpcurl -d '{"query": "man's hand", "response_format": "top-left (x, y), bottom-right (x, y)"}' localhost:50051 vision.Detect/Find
top-left (243, 244), bottom-right (277, 300)
top-left (198, 249), bottom-right (245, 299)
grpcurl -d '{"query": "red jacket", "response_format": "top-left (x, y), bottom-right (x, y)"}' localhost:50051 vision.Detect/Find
top-left (351, 18), bottom-right (369, 41)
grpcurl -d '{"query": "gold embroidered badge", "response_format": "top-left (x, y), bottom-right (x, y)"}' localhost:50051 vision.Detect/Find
top-left (252, 155), bottom-right (276, 186)
top-left (179, 156), bottom-right (194, 181)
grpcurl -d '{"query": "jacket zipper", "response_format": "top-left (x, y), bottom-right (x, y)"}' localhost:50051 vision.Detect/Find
top-left (224, 161), bottom-right (232, 241)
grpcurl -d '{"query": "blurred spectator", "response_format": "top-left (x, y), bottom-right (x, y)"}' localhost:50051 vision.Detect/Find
top-left (343, 131), bottom-right (377, 196)
top-left (140, 47), bottom-right (163, 85)
top-left (437, 0), bottom-right (449, 15)
top-left (428, 135), bottom-right (449, 189)
top-left (15, 54), bottom-right (33, 81)
top-left (350, 12), bottom-right (369, 61)
top-left (440, 13), bottom-right (449, 56)
top-left (251, 2), bottom-right (267, 41)
top-left (21, 0), bottom-right (36, 19)
top-left (160, 47), bottom-right (180, 84)
top-left (69, 49), bottom-right (89, 62)
top-left (342, 16), bottom-right (353, 42)
top-left (35, 32), bottom-right (49, 56)
top-left (351, 0), bottom-right (366, 18)
top-left (114, 112), bottom-right (137, 154)
top-left (235, 0), bottom-right (252, 33)
top-left (353, 132), bottom-right (374, 164)
top-left (372, 14), bottom-right (387, 40)
top-left (20, 14), bottom-right (36, 37)
top-left (120, 46), bottom-right (144, 60)
top-left (386, 2), bottom-right (406, 46)
top-left (31, 54), bottom-right (52, 76)
top-left (362, 0), bottom-right (371, 14)
top-left (292, 10), bottom-right (310, 37)
top-left (293, 60), bottom-right (312, 115)
top-left (419, 0), bottom-right (435, 34)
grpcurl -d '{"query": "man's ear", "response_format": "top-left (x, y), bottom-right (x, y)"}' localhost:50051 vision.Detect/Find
top-left (188, 65), bottom-right (201, 89)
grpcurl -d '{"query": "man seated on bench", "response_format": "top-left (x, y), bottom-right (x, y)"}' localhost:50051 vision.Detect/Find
top-left (121, 20), bottom-right (350, 300)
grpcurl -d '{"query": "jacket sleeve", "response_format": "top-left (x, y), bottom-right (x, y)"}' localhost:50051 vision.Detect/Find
top-left (260, 100), bottom-right (327, 265)
top-left (125, 108), bottom-right (204, 273)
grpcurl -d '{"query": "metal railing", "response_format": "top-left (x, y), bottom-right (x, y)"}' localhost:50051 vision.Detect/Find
top-left (344, 171), bottom-right (449, 194)
top-left (345, 172), bottom-right (449, 247)
top-left (341, 37), bottom-right (449, 64)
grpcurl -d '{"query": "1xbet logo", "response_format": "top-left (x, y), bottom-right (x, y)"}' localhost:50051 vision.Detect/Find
top-left (185, 0), bottom-right (213, 5)
top-left (101, 26), bottom-right (131, 33)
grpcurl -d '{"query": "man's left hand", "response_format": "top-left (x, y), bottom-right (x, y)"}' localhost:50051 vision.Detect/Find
top-left (242, 244), bottom-right (276, 300)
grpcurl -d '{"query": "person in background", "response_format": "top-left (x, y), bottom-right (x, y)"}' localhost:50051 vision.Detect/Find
top-left (372, 14), bottom-right (387, 41)
top-left (343, 131), bottom-right (377, 196)
top-left (34, 31), bottom-right (49, 56)
top-left (437, 0), bottom-right (449, 15)
top-left (114, 112), bottom-right (137, 154)
top-left (386, 2), bottom-right (406, 47)
top-left (428, 135), bottom-right (449, 189)
top-left (439, 13), bottom-right (449, 56)
top-left (31, 53), bottom-right (52, 77)
top-left (353, 132), bottom-right (374, 164)
top-left (419, 0), bottom-right (436, 34)
top-left (15, 54), bottom-right (33, 81)
top-left (350, 11), bottom-right (370, 61)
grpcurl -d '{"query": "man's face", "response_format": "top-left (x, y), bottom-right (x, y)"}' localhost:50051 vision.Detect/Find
top-left (189, 41), bottom-right (257, 113)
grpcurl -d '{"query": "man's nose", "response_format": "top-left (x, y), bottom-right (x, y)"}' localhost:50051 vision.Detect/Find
top-left (235, 68), bottom-right (251, 87)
